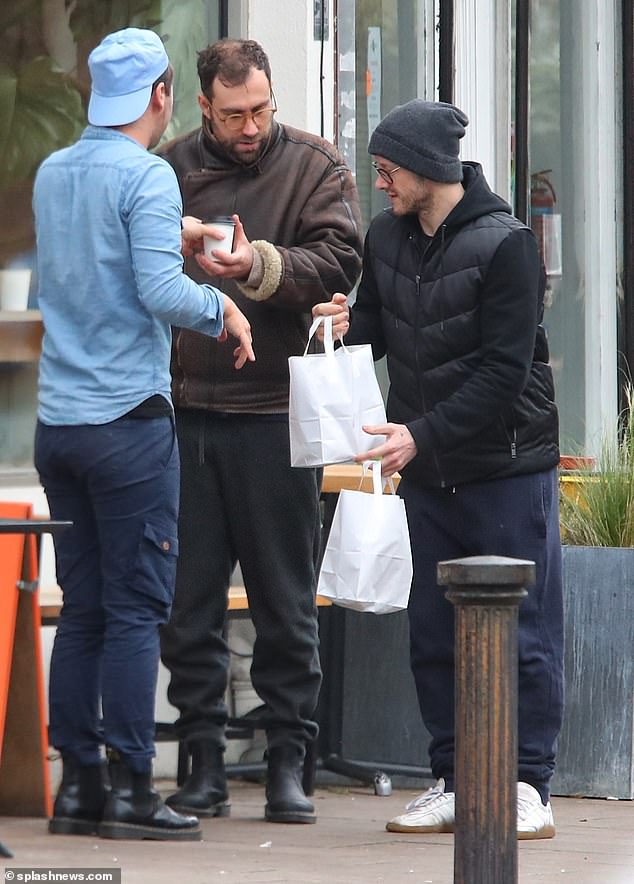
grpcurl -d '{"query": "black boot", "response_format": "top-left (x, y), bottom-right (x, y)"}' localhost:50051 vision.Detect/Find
top-left (49, 755), bottom-right (109, 835)
top-left (98, 750), bottom-right (201, 841)
top-left (265, 745), bottom-right (316, 824)
top-left (166, 740), bottom-right (230, 817)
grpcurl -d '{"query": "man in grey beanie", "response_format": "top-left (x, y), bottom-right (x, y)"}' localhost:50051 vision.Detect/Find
top-left (368, 99), bottom-right (468, 183)
top-left (314, 99), bottom-right (564, 840)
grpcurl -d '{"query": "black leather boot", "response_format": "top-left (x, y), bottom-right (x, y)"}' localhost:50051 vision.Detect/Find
top-left (265, 745), bottom-right (316, 824)
top-left (166, 740), bottom-right (230, 817)
top-left (49, 755), bottom-right (109, 835)
top-left (98, 750), bottom-right (201, 841)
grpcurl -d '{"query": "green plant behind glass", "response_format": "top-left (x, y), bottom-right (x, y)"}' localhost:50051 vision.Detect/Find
top-left (0, 0), bottom-right (210, 266)
top-left (560, 388), bottom-right (634, 547)
top-left (0, 0), bottom-right (163, 189)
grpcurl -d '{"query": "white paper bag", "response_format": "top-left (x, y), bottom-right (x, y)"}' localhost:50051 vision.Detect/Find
top-left (288, 315), bottom-right (386, 467)
top-left (318, 461), bottom-right (413, 614)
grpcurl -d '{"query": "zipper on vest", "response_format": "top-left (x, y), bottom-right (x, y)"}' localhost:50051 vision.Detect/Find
top-left (506, 422), bottom-right (518, 458)
top-left (439, 225), bottom-right (448, 331)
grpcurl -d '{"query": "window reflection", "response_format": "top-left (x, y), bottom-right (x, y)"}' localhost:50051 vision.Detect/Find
top-left (0, 0), bottom-right (220, 283)
top-left (336, 1), bottom-right (420, 398)
top-left (528, 0), bottom-right (586, 452)
top-left (0, 0), bottom-right (220, 468)
top-left (357, 3), bottom-right (419, 227)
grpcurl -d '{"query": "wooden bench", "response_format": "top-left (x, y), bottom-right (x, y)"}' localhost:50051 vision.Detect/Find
top-left (35, 463), bottom-right (360, 622)
top-left (39, 584), bottom-right (330, 623)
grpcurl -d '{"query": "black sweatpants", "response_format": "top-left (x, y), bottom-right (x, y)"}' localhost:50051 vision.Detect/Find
top-left (160, 409), bottom-right (323, 751)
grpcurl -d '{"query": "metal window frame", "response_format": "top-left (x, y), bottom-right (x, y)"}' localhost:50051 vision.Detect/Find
top-left (220, 0), bottom-right (229, 35)
top-left (439, 0), bottom-right (455, 102)
top-left (514, 0), bottom-right (530, 225)
top-left (623, 0), bottom-right (634, 386)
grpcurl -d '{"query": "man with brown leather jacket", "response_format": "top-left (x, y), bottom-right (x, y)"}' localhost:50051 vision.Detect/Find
top-left (158, 38), bottom-right (363, 824)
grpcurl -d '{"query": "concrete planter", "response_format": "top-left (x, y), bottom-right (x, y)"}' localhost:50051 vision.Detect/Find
top-left (552, 545), bottom-right (634, 798)
top-left (320, 545), bottom-right (634, 798)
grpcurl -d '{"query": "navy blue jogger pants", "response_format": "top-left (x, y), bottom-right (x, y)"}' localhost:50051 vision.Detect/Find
top-left (399, 468), bottom-right (564, 801)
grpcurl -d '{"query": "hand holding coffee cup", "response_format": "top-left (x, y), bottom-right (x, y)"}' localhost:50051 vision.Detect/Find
top-left (194, 214), bottom-right (256, 281)
top-left (203, 216), bottom-right (236, 258)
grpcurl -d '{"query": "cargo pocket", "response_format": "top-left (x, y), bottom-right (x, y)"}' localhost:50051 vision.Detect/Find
top-left (132, 520), bottom-right (179, 618)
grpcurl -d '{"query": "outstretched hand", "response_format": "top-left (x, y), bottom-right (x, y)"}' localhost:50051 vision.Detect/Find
top-left (181, 216), bottom-right (213, 257)
top-left (220, 295), bottom-right (255, 369)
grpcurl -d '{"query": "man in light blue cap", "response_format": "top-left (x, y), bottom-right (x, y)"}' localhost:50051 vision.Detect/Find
top-left (33, 27), bottom-right (254, 842)
top-left (87, 28), bottom-right (171, 126)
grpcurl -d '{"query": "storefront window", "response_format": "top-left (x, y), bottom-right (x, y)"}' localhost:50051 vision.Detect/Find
top-left (0, 0), bottom-right (222, 469)
top-left (337, 0), bottom-right (425, 230)
top-left (527, 0), bottom-right (581, 448)
top-left (523, 0), bottom-right (621, 454)
top-left (336, 0), bottom-right (428, 394)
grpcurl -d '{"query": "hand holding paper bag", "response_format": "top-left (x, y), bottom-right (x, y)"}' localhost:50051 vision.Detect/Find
top-left (318, 460), bottom-right (413, 614)
top-left (288, 314), bottom-right (387, 467)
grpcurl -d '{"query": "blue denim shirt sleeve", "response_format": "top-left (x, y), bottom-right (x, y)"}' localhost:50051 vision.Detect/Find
top-left (33, 128), bottom-right (227, 425)
top-left (125, 156), bottom-right (224, 335)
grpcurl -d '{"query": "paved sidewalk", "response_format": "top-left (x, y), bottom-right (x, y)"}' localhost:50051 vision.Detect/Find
top-left (1, 780), bottom-right (633, 883)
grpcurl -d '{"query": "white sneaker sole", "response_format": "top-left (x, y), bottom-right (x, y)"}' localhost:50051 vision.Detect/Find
top-left (386, 819), bottom-right (455, 834)
top-left (517, 823), bottom-right (556, 840)
top-left (386, 820), bottom-right (556, 839)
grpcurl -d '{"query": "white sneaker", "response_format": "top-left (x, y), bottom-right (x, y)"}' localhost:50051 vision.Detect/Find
top-left (386, 778), bottom-right (455, 833)
top-left (517, 782), bottom-right (556, 840)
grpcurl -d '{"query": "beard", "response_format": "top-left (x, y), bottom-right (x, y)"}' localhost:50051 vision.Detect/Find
top-left (212, 127), bottom-right (270, 167)
top-left (390, 188), bottom-right (433, 217)
top-left (225, 141), bottom-right (265, 165)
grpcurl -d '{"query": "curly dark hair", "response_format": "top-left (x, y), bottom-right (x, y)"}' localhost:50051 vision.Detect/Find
top-left (197, 39), bottom-right (271, 97)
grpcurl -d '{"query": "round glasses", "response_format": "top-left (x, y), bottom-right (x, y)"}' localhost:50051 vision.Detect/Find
top-left (372, 161), bottom-right (402, 185)
top-left (210, 94), bottom-right (277, 132)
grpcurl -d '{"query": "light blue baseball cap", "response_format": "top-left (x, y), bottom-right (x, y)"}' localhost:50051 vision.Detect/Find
top-left (88, 28), bottom-right (169, 127)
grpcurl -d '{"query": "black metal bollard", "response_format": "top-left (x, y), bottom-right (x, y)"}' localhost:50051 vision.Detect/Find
top-left (437, 555), bottom-right (535, 884)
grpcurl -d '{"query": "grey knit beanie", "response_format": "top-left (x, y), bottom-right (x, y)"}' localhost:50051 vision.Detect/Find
top-left (368, 99), bottom-right (469, 183)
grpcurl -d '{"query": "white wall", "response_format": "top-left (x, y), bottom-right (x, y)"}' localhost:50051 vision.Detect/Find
top-left (454, 0), bottom-right (511, 199)
top-left (239, 0), bottom-right (336, 140)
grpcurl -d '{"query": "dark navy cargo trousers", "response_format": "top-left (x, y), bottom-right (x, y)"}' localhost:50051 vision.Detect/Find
top-left (35, 416), bottom-right (179, 773)
top-left (399, 468), bottom-right (564, 801)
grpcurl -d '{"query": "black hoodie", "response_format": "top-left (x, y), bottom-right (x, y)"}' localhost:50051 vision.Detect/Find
top-left (346, 162), bottom-right (560, 489)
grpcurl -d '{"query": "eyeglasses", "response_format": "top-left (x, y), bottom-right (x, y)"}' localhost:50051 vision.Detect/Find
top-left (209, 92), bottom-right (277, 132)
top-left (372, 161), bottom-right (402, 185)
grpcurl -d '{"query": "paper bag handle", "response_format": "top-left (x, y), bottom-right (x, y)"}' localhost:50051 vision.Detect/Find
top-left (305, 314), bottom-right (333, 357)
top-left (304, 314), bottom-right (348, 358)
top-left (362, 459), bottom-right (397, 496)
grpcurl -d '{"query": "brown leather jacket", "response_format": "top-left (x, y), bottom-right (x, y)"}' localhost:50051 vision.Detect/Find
top-left (158, 120), bottom-right (363, 413)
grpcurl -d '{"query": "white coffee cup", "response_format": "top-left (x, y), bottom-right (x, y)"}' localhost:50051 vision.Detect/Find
top-left (203, 216), bottom-right (236, 258)
top-left (0, 268), bottom-right (32, 311)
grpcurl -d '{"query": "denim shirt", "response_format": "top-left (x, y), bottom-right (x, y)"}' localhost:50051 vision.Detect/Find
top-left (33, 126), bottom-right (225, 425)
